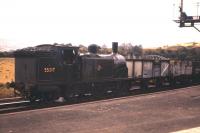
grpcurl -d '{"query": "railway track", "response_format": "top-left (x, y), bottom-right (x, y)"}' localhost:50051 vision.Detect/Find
top-left (0, 83), bottom-right (199, 114)
top-left (0, 97), bottom-right (23, 104)
top-left (50, 84), bottom-right (200, 112)
top-left (0, 100), bottom-right (30, 114)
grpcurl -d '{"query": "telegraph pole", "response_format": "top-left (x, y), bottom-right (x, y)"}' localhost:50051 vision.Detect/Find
top-left (180, 0), bottom-right (184, 27)
top-left (180, 0), bottom-right (183, 13)
top-left (196, 2), bottom-right (199, 17)
top-left (174, 0), bottom-right (200, 31)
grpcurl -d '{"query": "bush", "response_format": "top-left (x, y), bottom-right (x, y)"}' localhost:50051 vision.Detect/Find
top-left (0, 84), bottom-right (15, 98)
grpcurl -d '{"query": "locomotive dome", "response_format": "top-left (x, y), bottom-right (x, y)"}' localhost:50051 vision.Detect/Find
top-left (88, 44), bottom-right (100, 54)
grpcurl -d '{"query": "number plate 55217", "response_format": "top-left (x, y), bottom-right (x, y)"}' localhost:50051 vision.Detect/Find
top-left (44, 67), bottom-right (55, 73)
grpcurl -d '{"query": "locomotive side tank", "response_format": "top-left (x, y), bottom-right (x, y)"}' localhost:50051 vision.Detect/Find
top-left (80, 43), bottom-right (128, 81)
top-left (80, 44), bottom-right (114, 80)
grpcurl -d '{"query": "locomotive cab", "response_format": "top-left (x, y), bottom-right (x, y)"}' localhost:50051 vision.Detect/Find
top-left (13, 44), bottom-right (80, 101)
top-left (62, 48), bottom-right (77, 65)
top-left (61, 47), bottom-right (80, 82)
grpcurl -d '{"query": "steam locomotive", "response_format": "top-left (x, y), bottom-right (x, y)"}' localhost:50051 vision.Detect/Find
top-left (12, 42), bottom-right (129, 102)
top-left (10, 42), bottom-right (200, 102)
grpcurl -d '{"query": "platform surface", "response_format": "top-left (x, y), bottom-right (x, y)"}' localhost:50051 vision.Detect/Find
top-left (1, 85), bottom-right (200, 133)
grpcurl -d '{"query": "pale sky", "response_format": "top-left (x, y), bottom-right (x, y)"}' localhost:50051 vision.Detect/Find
top-left (0, 0), bottom-right (200, 50)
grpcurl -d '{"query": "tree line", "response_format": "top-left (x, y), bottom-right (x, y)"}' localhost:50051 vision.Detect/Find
top-left (144, 45), bottom-right (200, 60)
top-left (1, 43), bottom-right (200, 60)
top-left (81, 42), bottom-right (200, 60)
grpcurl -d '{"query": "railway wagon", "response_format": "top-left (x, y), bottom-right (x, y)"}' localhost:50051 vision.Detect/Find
top-left (126, 56), bottom-right (170, 89)
top-left (192, 61), bottom-right (200, 83)
top-left (170, 60), bottom-right (193, 85)
top-left (126, 58), bottom-right (199, 89)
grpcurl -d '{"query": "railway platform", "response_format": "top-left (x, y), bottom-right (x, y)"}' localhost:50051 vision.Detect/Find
top-left (0, 85), bottom-right (200, 133)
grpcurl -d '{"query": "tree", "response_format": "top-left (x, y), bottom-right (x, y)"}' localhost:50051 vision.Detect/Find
top-left (78, 45), bottom-right (88, 53)
top-left (118, 43), bottom-right (143, 58)
top-left (132, 45), bottom-right (143, 58)
top-left (118, 43), bottom-right (133, 57)
top-left (99, 44), bottom-right (111, 54)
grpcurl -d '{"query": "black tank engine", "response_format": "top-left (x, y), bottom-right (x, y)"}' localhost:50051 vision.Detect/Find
top-left (13, 42), bottom-right (128, 101)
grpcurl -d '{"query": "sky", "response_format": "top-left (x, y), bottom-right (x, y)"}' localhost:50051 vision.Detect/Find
top-left (0, 0), bottom-right (200, 50)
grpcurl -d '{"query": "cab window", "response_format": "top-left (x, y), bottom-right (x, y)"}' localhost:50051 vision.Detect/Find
top-left (62, 49), bottom-right (75, 64)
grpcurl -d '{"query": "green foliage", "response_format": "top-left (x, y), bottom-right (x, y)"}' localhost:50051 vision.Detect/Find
top-left (0, 51), bottom-right (14, 57)
top-left (99, 44), bottom-right (112, 54)
top-left (118, 43), bottom-right (143, 58)
top-left (144, 45), bottom-right (200, 60)
top-left (78, 45), bottom-right (88, 54)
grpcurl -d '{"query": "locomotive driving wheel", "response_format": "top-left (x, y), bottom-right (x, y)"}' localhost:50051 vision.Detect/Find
top-left (28, 86), bottom-right (38, 103)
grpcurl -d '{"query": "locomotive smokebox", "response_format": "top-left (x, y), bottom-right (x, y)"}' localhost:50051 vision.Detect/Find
top-left (112, 42), bottom-right (118, 54)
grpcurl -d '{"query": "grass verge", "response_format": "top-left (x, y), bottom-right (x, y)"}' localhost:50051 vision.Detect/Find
top-left (0, 84), bottom-right (15, 98)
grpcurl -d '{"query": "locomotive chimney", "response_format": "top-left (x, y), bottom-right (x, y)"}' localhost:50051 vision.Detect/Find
top-left (112, 42), bottom-right (118, 54)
